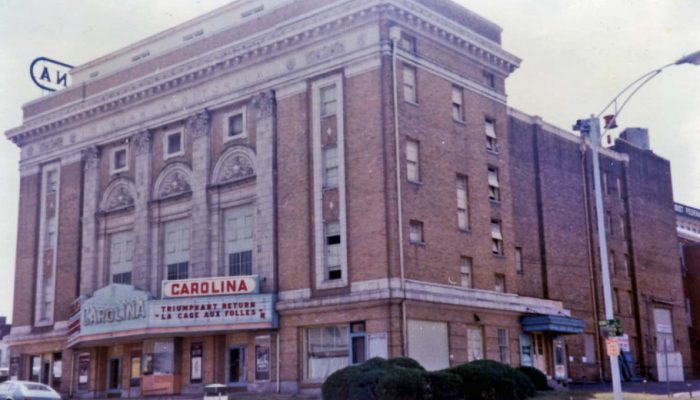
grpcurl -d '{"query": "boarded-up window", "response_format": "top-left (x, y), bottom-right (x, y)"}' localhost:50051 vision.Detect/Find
top-left (654, 308), bottom-right (674, 351)
top-left (467, 326), bottom-right (484, 362)
top-left (408, 320), bottom-right (449, 371)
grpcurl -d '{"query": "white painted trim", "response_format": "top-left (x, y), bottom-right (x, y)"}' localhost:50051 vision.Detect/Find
top-left (163, 128), bottom-right (185, 160)
top-left (311, 73), bottom-right (348, 290)
top-left (110, 144), bottom-right (129, 174)
top-left (222, 106), bottom-right (248, 142)
top-left (34, 162), bottom-right (61, 327)
top-left (277, 278), bottom-right (569, 317)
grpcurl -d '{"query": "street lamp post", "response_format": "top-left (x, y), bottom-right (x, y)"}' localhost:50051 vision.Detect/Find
top-left (573, 50), bottom-right (700, 400)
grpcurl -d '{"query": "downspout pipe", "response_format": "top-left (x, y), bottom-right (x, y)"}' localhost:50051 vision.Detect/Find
top-left (389, 25), bottom-right (408, 356)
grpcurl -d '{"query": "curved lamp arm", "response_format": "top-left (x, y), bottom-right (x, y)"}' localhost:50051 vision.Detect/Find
top-left (596, 49), bottom-right (700, 124)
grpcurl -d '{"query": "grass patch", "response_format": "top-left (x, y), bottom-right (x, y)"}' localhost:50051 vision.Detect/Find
top-left (534, 391), bottom-right (670, 400)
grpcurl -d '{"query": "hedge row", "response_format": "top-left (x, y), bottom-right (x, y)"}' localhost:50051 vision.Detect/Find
top-left (321, 357), bottom-right (549, 400)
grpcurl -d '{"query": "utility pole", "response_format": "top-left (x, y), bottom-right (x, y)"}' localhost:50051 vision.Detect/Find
top-left (574, 116), bottom-right (623, 400)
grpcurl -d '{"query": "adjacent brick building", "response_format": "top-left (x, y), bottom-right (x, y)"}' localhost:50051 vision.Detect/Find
top-left (3, 0), bottom-right (690, 397)
top-left (675, 202), bottom-right (700, 377)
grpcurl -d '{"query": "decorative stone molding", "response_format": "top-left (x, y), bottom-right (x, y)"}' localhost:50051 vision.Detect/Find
top-left (212, 146), bottom-right (256, 185)
top-left (82, 146), bottom-right (101, 170)
top-left (6, 0), bottom-right (519, 149)
top-left (186, 110), bottom-right (211, 139)
top-left (252, 91), bottom-right (275, 119)
top-left (132, 131), bottom-right (152, 155)
top-left (306, 41), bottom-right (345, 65)
top-left (153, 162), bottom-right (192, 200)
top-left (99, 178), bottom-right (136, 213)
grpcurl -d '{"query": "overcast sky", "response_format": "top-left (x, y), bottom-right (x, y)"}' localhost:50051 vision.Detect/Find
top-left (0, 0), bottom-right (698, 323)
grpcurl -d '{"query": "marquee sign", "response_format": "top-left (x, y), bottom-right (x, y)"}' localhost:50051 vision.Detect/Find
top-left (161, 275), bottom-right (259, 298)
top-left (78, 284), bottom-right (276, 339)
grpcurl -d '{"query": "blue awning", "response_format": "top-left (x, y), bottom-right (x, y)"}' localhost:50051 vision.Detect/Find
top-left (520, 314), bottom-right (585, 334)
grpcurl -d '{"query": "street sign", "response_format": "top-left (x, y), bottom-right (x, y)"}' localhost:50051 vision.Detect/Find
top-left (606, 338), bottom-right (621, 357)
top-left (616, 334), bottom-right (630, 352)
top-left (599, 319), bottom-right (622, 336)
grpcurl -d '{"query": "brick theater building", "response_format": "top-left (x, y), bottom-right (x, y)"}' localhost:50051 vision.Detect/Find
top-left (4, 0), bottom-right (690, 397)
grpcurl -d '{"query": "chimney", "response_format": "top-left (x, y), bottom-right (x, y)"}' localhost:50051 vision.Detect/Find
top-left (619, 127), bottom-right (650, 150)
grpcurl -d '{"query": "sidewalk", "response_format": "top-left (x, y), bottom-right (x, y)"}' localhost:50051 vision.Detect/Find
top-left (570, 380), bottom-right (700, 397)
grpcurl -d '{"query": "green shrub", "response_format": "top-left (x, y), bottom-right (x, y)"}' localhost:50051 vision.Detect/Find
top-left (361, 357), bottom-right (391, 371)
top-left (322, 365), bottom-right (363, 400)
top-left (347, 368), bottom-right (384, 400)
top-left (467, 360), bottom-right (535, 400)
top-left (449, 363), bottom-right (498, 400)
top-left (376, 365), bottom-right (428, 400)
top-left (388, 356), bottom-right (426, 370)
top-left (426, 370), bottom-right (464, 400)
top-left (517, 366), bottom-right (550, 391)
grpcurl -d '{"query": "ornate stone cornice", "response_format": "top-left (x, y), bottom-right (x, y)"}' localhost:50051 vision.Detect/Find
top-left (5, 0), bottom-right (519, 148)
top-left (186, 110), bottom-right (211, 139)
top-left (252, 91), bottom-right (275, 120)
top-left (132, 130), bottom-right (152, 155)
top-left (81, 146), bottom-right (100, 170)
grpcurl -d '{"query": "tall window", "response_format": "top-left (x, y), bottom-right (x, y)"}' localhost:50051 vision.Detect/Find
top-left (606, 212), bottom-right (613, 236)
top-left (320, 85), bottom-right (337, 117)
top-left (323, 147), bottom-right (339, 189)
top-left (227, 111), bottom-right (245, 139)
top-left (403, 65), bottom-right (417, 103)
top-left (617, 177), bottom-right (623, 199)
top-left (623, 253), bottom-right (630, 278)
top-left (494, 274), bottom-right (506, 292)
top-left (456, 175), bottom-right (469, 230)
top-left (409, 220), bottom-right (424, 244)
top-left (225, 205), bottom-right (255, 276)
top-left (461, 257), bottom-right (473, 288)
top-left (452, 86), bottom-right (463, 121)
top-left (620, 216), bottom-right (626, 240)
top-left (491, 220), bottom-right (503, 255)
top-left (110, 231), bottom-right (134, 285)
top-left (488, 167), bottom-right (500, 201)
top-left (609, 251), bottom-right (616, 275)
top-left (406, 139), bottom-right (420, 182)
top-left (515, 247), bottom-right (523, 274)
top-left (603, 172), bottom-right (610, 195)
top-left (305, 325), bottom-right (349, 380)
top-left (485, 120), bottom-right (497, 152)
top-left (498, 328), bottom-right (510, 364)
top-left (164, 219), bottom-right (190, 280)
top-left (165, 131), bottom-right (183, 158)
top-left (583, 334), bottom-right (597, 363)
top-left (46, 170), bottom-right (58, 193)
top-left (325, 221), bottom-right (342, 280)
top-left (113, 147), bottom-right (128, 173)
top-left (483, 71), bottom-right (495, 88)
top-left (466, 326), bottom-right (483, 362)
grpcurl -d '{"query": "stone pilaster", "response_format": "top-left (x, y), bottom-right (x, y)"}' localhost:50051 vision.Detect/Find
top-left (80, 146), bottom-right (100, 295)
top-left (252, 91), bottom-right (276, 292)
top-left (187, 110), bottom-right (212, 278)
top-left (131, 130), bottom-right (152, 292)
